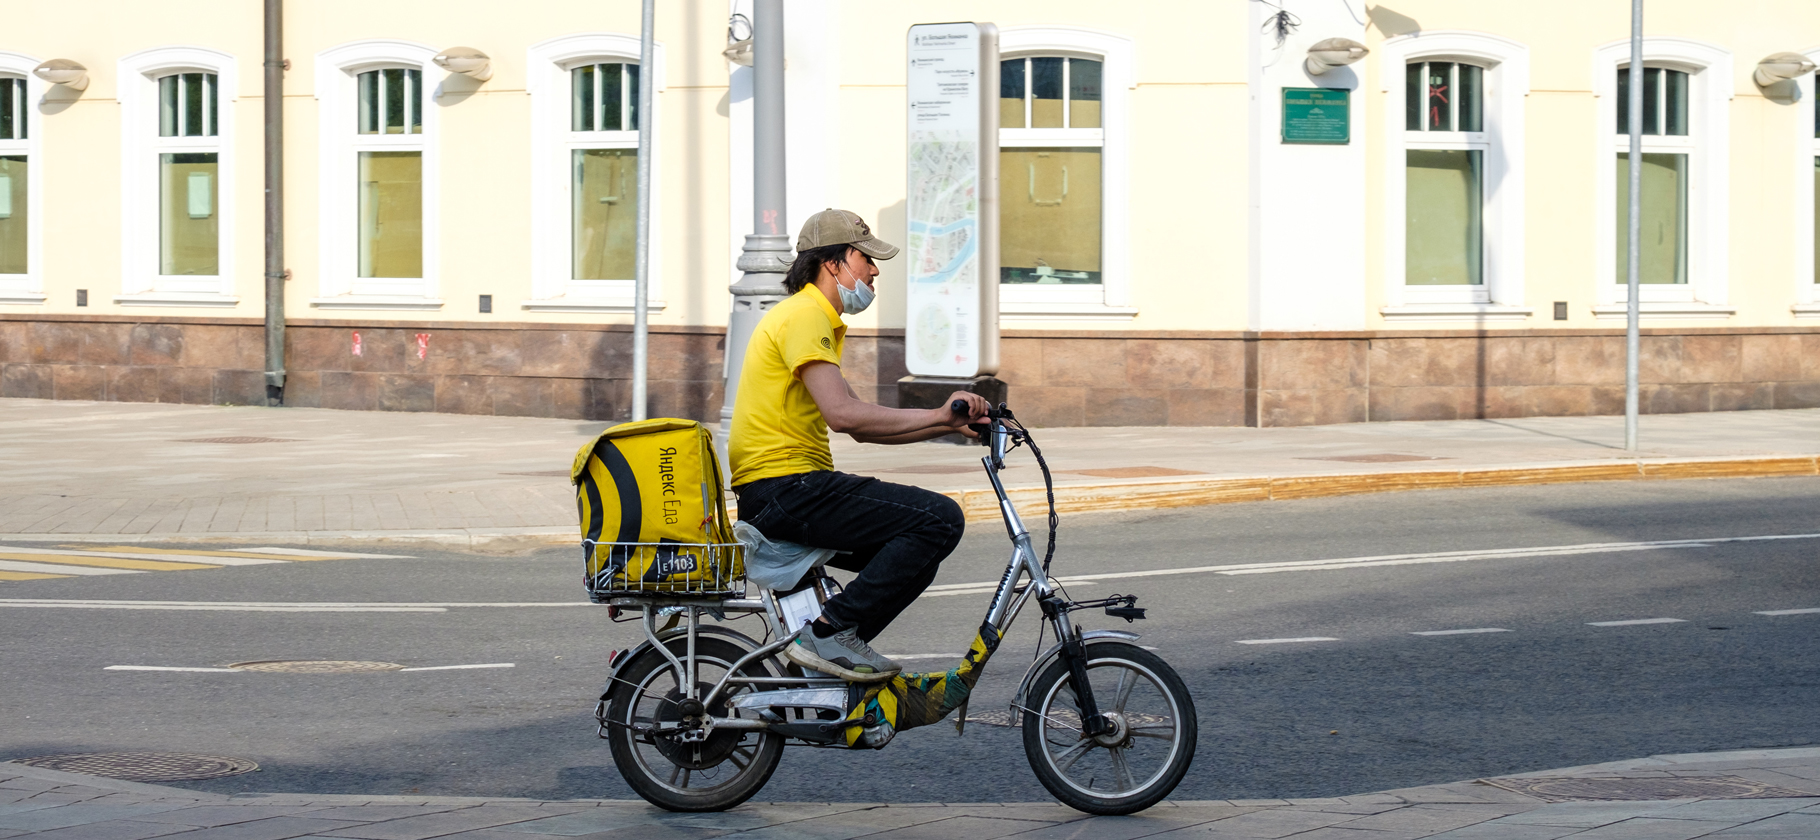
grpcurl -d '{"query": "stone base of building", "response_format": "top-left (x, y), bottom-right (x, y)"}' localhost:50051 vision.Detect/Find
top-left (5, 316), bottom-right (1819, 427)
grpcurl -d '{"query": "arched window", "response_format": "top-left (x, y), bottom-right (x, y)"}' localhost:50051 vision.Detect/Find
top-left (0, 58), bottom-right (39, 304)
top-left (313, 40), bottom-right (440, 309)
top-left (118, 46), bottom-right (237, 307)
top-left (996, 27), bottom-right (1134, 320)
top-left (1591, 38), bottom-right (1733, 320)
top-left (1379, 32), bottom-right (1530, 322)
top-left (525, 34), bottom-right (665, 312)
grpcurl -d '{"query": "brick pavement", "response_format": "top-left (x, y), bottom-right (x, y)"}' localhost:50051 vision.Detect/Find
top-left (1, 748), bottom-right (1815, 838)
top-left (2, 399), bottom-right (1819, 547)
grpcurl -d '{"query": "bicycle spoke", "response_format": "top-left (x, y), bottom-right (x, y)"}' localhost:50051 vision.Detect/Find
top-left (1130, 724), bottom-right (1176, 740)
top-left (1107, 747), bottom-right (1136, 791)
top-left (1112, 668), bottom-right (1136, 711)
top-left (730, 745), bottom-right (754, 770)
top-left (1051, 738), bottom-right (1095, 773)
top-left (680, 768), bottom-right (692, 788)
top-left (667, 764), bottom-right (682, 786)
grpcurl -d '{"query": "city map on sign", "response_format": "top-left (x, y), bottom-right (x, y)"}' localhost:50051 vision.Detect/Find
top-left (905, 22), bottom-right (991, 377)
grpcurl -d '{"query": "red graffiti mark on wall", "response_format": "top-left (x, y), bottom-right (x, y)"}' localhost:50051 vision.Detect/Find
top-left (415, 333), bottom-right (430, 360)
top-left (762, 209), bottom-right (779, 235)
top-left (351, 332), bottom-right (363, 356)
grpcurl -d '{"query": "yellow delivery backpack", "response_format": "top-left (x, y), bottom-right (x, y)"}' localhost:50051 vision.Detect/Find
top-left (571, 418), bottom-right (742, 598)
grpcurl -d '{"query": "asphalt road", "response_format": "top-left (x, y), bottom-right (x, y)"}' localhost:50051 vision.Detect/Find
top-left (2, 476), bottom-right (1817, 804)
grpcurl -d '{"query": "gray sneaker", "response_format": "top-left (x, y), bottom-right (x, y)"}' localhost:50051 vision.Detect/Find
top-left (786, 624), bottom-right (901, 682)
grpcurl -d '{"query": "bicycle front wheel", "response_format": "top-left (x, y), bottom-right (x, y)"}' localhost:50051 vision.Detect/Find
top-left (1021, 642), bottom-right (1197, 815)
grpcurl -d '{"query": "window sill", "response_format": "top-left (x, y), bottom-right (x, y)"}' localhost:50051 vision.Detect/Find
top-left (519, 298), bottom-right (668, 314)
top-left (114, 292), bottom-right (240, 308)
top-left (1379, 304), bottom-right (1532, 322)
top-left (999, 302), bottom-right (1138, 321)
top-left (310, 295), bottom-right (445, 311)
top-left (1590, 302), bottom-right (1736, 321)
top-left (1793, 303), bottom-right (1820, 319)
top-left (0, 292), bottom-right (47, 305)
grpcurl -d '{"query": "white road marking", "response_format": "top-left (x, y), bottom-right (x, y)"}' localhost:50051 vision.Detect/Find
top-left (0, 547), bottom-right (285, 566)
top-left (1588, 618), bottom-right (1686, 626)
top-left (922, 532), bottom-right (1820, 590)
top-left (1755, 608), bottom-right (1820, 616)
top-left (925, 582), bottom-right (1095, 598)
top-left (397, 663), bottom-right (515, 672)
top-left (0, 599), bottom-right (584, 610)
top-left (105, 666), bottom-right (239, 672)
top-left (239, 547), bottom-right (412, 558)
top-left (1236, 637), bottom-right (1340, 645)
top-left (0, 560), bottom-right (140, 576)
top-left (1412, 628), bottom-right (1512, 636)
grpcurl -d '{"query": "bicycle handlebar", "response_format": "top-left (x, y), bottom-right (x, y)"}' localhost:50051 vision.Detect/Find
top-left (950, 399), bottom-right (995, 439)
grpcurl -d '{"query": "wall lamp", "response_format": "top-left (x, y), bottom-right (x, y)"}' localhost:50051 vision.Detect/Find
top-left (32, 59), bottom-right (89, 91)
top-left (723, 13), bottom-right (754, 67)
top-left (433, 47), bottom-right (493, 82)
top-left (1753, 52), bottom-right (1816, 88)
top-left (1305, 38), bottom-right (1368, 76)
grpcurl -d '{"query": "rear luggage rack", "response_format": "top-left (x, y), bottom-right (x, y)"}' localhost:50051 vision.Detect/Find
top-left (584, 540), bottom-right (747, 602)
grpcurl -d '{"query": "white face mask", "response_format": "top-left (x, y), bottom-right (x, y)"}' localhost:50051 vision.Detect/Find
top-left (837, 262), bottom-right (875, 315)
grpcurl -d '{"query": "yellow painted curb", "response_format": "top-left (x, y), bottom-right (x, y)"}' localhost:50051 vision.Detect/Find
top-left (947, 455), bottom-right (1820, 524)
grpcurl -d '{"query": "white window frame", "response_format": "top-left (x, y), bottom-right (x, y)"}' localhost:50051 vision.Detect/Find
top-left (313, 40), bottom-right (441, 310)
top-left (1379, 32), bottom-right (1530, 322)
top-left (525, 33), bottom-right (665, 313)
top-left (0, 52), bottom-right (44, 305)
top-left (117, 46), bottom-right (238, 307)
top-left (997, 26), bottom-right (1135, 321)
top-left (1590, 38), bottom-right (1733, 320)
top-left (1794, 46), bottom-right (1820, 318)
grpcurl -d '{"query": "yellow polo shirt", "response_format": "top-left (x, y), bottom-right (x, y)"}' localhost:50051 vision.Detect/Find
top-left (729, 284), bottom-right (845, 487)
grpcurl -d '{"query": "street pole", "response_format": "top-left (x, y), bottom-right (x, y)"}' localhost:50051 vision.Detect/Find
top-left (631, 0), bottom-right (655, 421)
top-left (719, 0), bottom-right (791, 443)
top-left (262, 0), bottom-right (285, 406)
top-left (1624, 0), bottom-right (1643, 451)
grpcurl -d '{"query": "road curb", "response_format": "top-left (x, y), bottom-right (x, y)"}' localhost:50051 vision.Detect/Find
top-left (947, 454), bottom-right (1820, 523)
top-left (5, 455), bottom-right (1815, 545)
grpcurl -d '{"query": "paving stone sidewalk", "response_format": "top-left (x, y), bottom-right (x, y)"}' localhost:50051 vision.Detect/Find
top-left (3, 398), bottom-right (1819, 547)
top-left (2, 747), bottom-right (1816, 839)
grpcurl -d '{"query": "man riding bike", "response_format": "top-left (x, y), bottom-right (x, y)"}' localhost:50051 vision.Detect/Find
top-left (729, 208), bottom-right (990, 682)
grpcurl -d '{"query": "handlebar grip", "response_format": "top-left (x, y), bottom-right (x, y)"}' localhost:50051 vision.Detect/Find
top-left (950, 399), bottom-right (970, 416)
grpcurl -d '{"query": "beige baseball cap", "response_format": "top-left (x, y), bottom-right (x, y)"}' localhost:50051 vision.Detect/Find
top-left (794, 208), bottom-right (899, 260)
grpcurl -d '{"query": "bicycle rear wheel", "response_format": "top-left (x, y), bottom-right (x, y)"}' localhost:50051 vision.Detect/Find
top-left (602, 636), bottom-right (784, 811)
top-left (1021, 641), bottom-right (1196, 815)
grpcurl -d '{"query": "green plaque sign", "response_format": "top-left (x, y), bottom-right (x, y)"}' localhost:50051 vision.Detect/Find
top-left (1281, 87), bottom-right (1350, 144)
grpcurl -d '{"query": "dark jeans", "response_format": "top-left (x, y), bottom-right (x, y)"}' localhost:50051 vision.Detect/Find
top-left (734, 470), bottom-right (965, 642)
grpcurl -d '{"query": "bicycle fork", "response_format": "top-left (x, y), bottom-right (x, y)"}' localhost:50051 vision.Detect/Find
top-left (1042, 597), bottom-right (1115, 738)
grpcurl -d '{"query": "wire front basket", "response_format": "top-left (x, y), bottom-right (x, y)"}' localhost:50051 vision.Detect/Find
top-left (583, 540), bottom-right (746, 603)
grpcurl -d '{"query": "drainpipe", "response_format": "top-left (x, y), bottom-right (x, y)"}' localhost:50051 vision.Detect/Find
top-left (263, 0), bottom-right (286, 405)
top-left (719, 0), bottom-right (791, 443)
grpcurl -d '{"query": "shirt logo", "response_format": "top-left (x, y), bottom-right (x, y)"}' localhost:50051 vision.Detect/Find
top-left (820, 336), bottom-right (832, 349)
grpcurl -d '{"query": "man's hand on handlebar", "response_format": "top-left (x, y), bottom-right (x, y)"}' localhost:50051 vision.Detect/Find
top-left (944, 391), bottom-right (991, 438)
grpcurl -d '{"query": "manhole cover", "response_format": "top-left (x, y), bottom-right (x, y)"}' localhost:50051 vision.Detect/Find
top-left (12, 752), bottom-right (258, 782)
top-left (1480, 775), bottom-right (1816, 803)
top-left (1299, 453), bottom-right (1449, 463)
top-left (174, 437), bottom-right (298, 444)
top-left (964, 710), bottom-right (1174, 728)
top-left (229, 660), bottom-right (404, 673)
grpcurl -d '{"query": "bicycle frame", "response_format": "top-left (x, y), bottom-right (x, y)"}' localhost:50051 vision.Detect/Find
top-left (612, 409), bottom-right (1112, 741)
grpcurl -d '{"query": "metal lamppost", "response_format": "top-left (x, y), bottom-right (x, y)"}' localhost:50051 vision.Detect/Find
top-left (1623, 0), bottom-right (1643, 451)
top-left (719, 0), bottom-right (791, 440)
top-left (630, 0), bottom-right (656, 420)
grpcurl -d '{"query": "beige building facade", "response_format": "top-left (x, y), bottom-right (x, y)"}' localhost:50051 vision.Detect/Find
top-left (1, 0), bottom-right (1817, 426)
